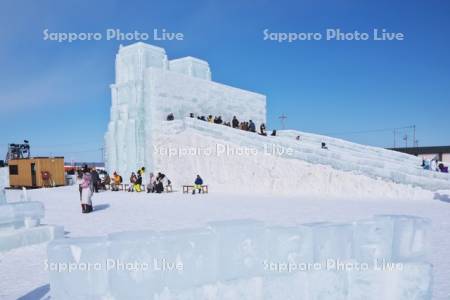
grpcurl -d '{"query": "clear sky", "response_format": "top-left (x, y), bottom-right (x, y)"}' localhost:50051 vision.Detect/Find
top-left (0, 0), bottom-right (449, 162)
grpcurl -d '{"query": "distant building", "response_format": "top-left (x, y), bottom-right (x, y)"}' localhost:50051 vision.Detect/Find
top-left (389, 146), bottom-right (450, 163)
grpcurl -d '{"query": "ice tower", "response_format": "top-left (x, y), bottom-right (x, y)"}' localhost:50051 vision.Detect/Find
top-left (105, 42), bottom-right (267, 176)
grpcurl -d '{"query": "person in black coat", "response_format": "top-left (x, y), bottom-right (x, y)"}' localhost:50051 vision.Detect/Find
top-left (259, 123), bottom-right (266, 136)
top-left (248, 120), bottom-right (256, 132)
top-left (90, 168), bottom-right (100, 193)
top-left (232, 116), bottom-right (239, 128)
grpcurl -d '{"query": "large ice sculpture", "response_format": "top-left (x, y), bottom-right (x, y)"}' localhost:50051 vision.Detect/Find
top-left (47, 215), bottom-right (433, 299)
top-left (104, 42), bottom-right (267, 177)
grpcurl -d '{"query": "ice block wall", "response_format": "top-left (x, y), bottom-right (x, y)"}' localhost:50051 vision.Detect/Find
top-left (0, 198), bottom-right (64, 252)
top-left (104, 42), bottom-right (267, 177)
top-left (169, 56), bottom-right (211, 80)
top-left (47, 215), bottom-right (433, 300)
top-left (0, 201), bottom-right (45, 231)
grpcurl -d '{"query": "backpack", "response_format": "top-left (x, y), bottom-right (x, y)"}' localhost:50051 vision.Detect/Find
top-left (119, 176), bottom-right (123, 183)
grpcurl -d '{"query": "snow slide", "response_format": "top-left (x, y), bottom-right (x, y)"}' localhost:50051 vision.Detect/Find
top-left (151, 119), bottom-right (450, 197)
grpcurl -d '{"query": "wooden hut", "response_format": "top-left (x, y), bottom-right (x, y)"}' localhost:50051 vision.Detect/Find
top-left (8, 157), bottom-right (65, 188)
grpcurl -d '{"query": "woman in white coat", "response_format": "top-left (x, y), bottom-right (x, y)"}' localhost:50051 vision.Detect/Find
top-left (80, 171), bottom-right (94, 213)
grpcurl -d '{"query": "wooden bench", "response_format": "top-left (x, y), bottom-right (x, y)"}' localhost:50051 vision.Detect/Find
top-left (182, 185), bottom-right (208, 194)
top-left (110, 183), bottom-right (127, 191)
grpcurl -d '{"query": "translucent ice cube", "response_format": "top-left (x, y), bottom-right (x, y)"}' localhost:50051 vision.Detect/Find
top-left (375, 215), bottom-right (430, 262)
top-left (47, 237), bottom-right (108, 300)
top-left (159, 227), bottom-right (217, 291)
top-left (208, 219), bottom-right (266, 280)
top-left (108, 230), bottom-right (161, 299)
top-left (353, 218), bottom-right (395, 263)
top-left (264, 225), bottom-right (314, 276)
top-left (304, 222), bottom-right (353, 263)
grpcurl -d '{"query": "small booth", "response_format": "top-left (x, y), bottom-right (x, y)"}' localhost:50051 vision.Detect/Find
top-left (8, 157), bottom-right (65, 188)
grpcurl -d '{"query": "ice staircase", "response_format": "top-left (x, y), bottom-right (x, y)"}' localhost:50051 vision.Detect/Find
top-left (159, 118), bottom-right (450, 191)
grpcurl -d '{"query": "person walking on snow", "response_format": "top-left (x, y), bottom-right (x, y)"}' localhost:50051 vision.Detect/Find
top-left (193, 175), bottom-right (203, 194)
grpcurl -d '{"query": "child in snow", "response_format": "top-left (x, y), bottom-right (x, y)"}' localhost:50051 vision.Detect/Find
top-left (193, 175), bottom-right (203, 194)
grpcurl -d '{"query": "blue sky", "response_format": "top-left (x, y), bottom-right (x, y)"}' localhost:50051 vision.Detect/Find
top-left (0, 0), bottom-right (449, 162)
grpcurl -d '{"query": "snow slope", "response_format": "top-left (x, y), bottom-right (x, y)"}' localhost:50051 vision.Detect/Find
top-left (151, 118), bottom-right (450, 197)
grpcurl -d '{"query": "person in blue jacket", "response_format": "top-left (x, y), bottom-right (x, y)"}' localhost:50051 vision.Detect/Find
top-left (193, 175), bottom-right (203, 194)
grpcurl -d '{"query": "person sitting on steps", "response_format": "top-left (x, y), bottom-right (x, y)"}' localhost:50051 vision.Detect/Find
top-left (232, 116), bottom-right (239, 128)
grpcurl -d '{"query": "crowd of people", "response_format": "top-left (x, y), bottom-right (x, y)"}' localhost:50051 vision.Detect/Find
top-left (167, 112), bottom-right (278, 137)
top-left (422, 158), bottom-right (449, 173)
top-left (76, 164), bottom-right (205, 214)
top-left (201, 113), bottom-right (278, 136)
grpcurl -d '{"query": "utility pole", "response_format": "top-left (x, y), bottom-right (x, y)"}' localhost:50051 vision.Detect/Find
top-left (413, 125), bottom-right (416, 147)
top-left (279, 113), bottom-right (287, 130)
top-left (403, 134), bottom-right (408, 148)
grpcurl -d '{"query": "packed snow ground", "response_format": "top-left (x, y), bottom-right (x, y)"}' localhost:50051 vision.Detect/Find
top-left (1, 186), bottom-right (450, 299)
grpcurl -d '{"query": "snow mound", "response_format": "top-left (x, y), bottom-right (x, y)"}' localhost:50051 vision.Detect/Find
top-left (47, 215), bottom-right (432, 299)
top-left (150, 118), bottom-right (449, 197)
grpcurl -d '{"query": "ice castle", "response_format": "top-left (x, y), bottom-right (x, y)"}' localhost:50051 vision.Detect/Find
top-left (104, 42), bottom-right (267, 176)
